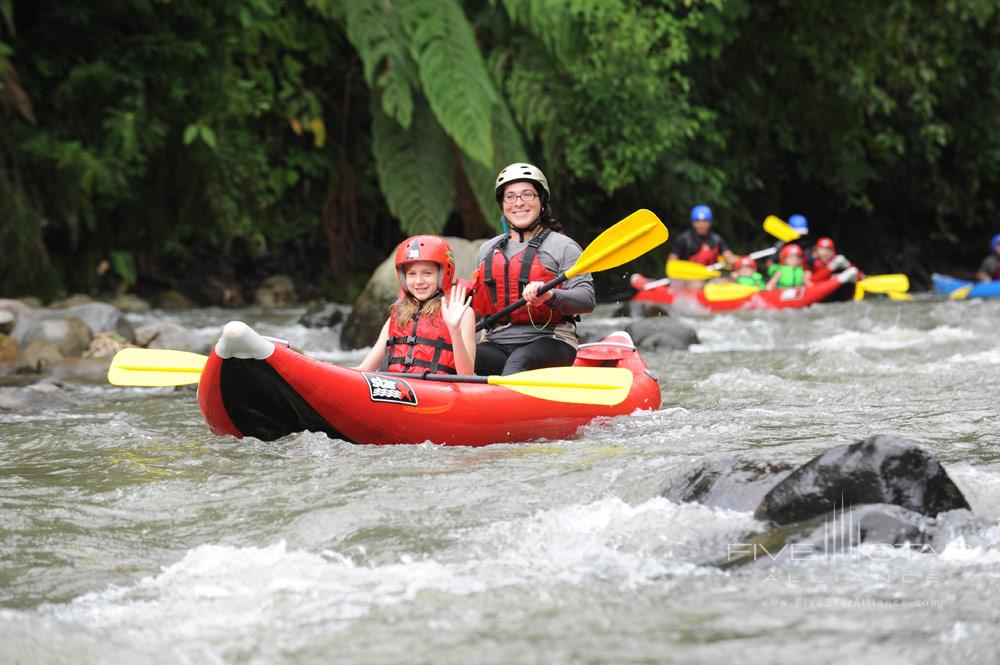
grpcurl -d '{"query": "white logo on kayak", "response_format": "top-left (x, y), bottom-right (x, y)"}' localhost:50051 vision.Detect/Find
top-left (363, 373), bottom-right (418, 405)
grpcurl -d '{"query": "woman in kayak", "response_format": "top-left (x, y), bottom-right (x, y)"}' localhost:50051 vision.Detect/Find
top-left (356, 235), bottom-right (476, 375)
top-left (471, 162), bottom-right (596, 375)
top-left (766, 243), bottom-right (812, 290)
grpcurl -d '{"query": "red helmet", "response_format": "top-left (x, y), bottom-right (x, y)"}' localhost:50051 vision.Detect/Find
top-left (815, 237), bottom-right (835, 250)
top-left (394, 236), bottom-right (456, 296)
top-left (779, 243), bottom-right (804, 261)
top-left (736, 256), bottom-right (757, 271)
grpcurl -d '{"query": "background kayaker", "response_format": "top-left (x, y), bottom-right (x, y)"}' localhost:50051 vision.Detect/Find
top-left (808, 237), bottom-right (854, 282)
top-left (766, 243), bottom-right (812, 290)
top-left (471, 162), bottom-right (595, 375)
top-left (766, 213), bottom-right (811, 270)
top-left (356, 236), bottom-right (476, 375)
top-left (667, 204), bottom-right (738, 267)
top-left (733, 256), bottom-right (766, 289)
top-left (975, 234), bottom-right (1000, 282)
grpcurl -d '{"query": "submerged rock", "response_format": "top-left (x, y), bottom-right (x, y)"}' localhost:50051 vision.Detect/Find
top-left (626, 316), bottom-right (699, 351)
top-left (298, 302), bottom-right (345, 328)
top-left (0, 382), bottom-right (76, 411)
top-left (755, 435), bottom-right (971, 525)
top-left (660, 456), bottom-right (794, 512)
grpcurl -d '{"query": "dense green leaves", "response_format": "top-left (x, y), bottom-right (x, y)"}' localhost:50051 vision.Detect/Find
top-left (3, 0), bottom-right (1000, 300)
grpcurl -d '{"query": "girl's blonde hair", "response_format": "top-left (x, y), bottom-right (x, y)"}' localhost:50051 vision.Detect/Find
top-left (391, 293), bottom-right (443, 328)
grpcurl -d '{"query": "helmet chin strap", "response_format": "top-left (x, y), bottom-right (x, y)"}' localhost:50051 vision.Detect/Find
top-left (509, 206), bottom-right (547, 242)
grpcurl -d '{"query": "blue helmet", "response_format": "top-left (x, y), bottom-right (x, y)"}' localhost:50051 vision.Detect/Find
top-left (789, 214), bottom-right (809, 233)
top-left (992, 234), bottom-right (1000, 250)
top-left (691, 205), bottom-right (713, 224)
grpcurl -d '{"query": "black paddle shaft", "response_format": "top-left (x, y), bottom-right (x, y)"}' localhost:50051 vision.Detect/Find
top-left (475, 272), bottom-right (568, 332)
top-left (380, 371), bottom-right (488, 385)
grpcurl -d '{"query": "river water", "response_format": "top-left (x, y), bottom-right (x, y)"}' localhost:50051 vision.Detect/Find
top-left (2, 297), bottom-right (999, 664)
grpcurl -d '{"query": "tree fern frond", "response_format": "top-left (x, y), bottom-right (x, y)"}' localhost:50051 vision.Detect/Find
top-left (402, 0), bottom-right (498, 168)
top-left (460, 100), bottom-right (530, 229)
top-left (340, 0), bottom-right (418, 128)
top-left (372, 101), bottom-right (456, 236)
top-left (493, 0), bottom-right (588, 64)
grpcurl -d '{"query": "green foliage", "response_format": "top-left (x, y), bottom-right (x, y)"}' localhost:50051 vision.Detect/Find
top-left (3, 0), bottom-right (1000, 299)
top-left (372, 101), bottom-right (456, 236)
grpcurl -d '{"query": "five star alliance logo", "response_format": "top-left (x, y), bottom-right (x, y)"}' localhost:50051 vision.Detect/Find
top-left (363, 373), bottom-right (418, 405)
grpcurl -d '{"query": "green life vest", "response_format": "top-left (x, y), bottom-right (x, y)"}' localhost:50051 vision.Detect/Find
top-left (736, 273), bottom-right (766, 290)
top-left (768, 264), bottom-right (804, 288)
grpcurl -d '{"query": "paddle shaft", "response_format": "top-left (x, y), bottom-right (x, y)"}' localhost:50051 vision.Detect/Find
top-left (381, 369), bottom-right (616, 390)
top-left (475, 273), bottom-right (567, 332)
top-left (708, 247), bottom-right (776, 271)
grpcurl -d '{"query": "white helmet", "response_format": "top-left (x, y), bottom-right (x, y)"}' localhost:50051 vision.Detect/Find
top-left (494, 162), bottom-right (550, 205)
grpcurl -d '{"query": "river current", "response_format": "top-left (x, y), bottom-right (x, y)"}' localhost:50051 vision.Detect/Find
top-left (2, 297), bottom-right (999, 664)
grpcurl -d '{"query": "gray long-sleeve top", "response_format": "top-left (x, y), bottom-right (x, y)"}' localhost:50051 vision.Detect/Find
top-left (475, 230), bottom-right (596, 348)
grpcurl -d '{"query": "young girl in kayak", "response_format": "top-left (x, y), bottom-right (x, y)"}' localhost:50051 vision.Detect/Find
top-left (356, 236), bottom-right (476, 375)
top-left (733, 256), bottom-right (766, 290)
top-left (766, 243), bottom-right (812, 290)
top-left (471, 162), bottom-right (596, 376)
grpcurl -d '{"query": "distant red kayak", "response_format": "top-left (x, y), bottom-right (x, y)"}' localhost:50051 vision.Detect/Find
top-left (630, 269), bottom-right (857, 312)
top-left (198, 322), bottom-right (661, 446)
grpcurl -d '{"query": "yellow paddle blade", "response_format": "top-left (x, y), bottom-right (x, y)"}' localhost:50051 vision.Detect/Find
top-left (487, 366), bottom-right (633, 406)
top-left (853, 284), bottom-right (865, 301)
top-left (703, 282), bottom-right (758, 302)
top-left (857, 273), bottom-right (909, 293)
top-left (566, 209), bottom-right (668, 278)
top-left (108, 348), bottom-right (208, 386)
top-left (948, 285), bottom-right (972, 300)
top-left (666, 259), bottom-right (720, 280)
top-left (763, 215), bottom-right (801, 242)
top-left (886, 291), bottom-right (913, 301)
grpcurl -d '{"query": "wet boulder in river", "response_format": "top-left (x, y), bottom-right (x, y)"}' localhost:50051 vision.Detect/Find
top-left (626, 316), bottom-right (699, 351)
top-left (755, 435), bottom-right (970, 525)
top-left (660, 456), bottom-right (794, 512)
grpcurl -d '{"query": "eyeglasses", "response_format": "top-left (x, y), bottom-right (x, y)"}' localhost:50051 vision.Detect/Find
top-left (502, 191), bottom-right (538, 203)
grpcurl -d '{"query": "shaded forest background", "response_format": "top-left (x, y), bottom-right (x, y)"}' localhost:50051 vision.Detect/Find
top-left (2, 0), bottom-right (999, 304)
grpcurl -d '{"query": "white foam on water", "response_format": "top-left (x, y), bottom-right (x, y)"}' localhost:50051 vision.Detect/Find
top-left (465, 496), bottom-right (753, 587)
top-left (809, 325), bottom-right (975, 352)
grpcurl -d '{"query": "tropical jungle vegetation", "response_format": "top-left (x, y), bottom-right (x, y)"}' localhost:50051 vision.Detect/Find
top-left (2, 0), bottom-right (999, 302)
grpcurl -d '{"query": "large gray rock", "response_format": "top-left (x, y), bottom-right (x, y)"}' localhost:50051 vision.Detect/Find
top-left (255, 274), bottom-right (298, 308)
top-left (755, 435), bottom-right (970, 525)
top-left (12, 302), bottom-right (135, 344)
top-left (341, 236), bottom-right (486, 350)
top-left (0, 298), bottom-right (35, 333)
top-left (0, 310), bottom-right (14, 335)
top-left (135, 322), bottom-right (216, 355)
top-left (298, 303), bottom-right (345, 329)
top-left (660, 456), bottom-right (795, 512)
top-left (626, 316), bottom-right (699, 351)
top-left (0, 383), bottom-right (76, 411)
top-left (20, 317), bottom-right (93, 357)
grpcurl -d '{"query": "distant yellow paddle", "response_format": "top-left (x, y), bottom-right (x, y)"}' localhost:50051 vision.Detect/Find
top-left (665, 259), bottom-right (720, 280)
top-left (763, 215), bottom-right (802, 243)
top-left (852, 274), bottom-right (910, 301)
top-left (108, 348), bottom-right (634, 405)
top-left (703, 282), bottom-right (758, 302)
top-left (477, 209), bottom-right (668, 331)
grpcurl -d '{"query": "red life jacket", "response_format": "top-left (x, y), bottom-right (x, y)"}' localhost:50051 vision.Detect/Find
top-left (687, 242), bottom-right (720, 266)
top-left (809, 256), bottom-right (833, 282)
top-left (472, 228), bottom-right (567, 328)
top-left (379, 306), bottom-right (456, 375)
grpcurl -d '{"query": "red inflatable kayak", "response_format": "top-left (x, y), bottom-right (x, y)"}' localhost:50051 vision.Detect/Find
top-left (197, 322), bottom-right (661, 446)
top-left (630, 269), bottom-right (857, 312)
